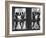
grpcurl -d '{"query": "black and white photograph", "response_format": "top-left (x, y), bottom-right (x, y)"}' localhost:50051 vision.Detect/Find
top-left (12, 7), bottom-right (40, 31)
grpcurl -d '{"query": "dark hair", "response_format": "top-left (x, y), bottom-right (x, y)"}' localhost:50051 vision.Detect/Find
top-left (16, 12), bottom-right (19, 15)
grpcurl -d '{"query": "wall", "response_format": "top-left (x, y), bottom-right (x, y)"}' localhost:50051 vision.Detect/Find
top-left (0, 0), bottom-right (46, 38)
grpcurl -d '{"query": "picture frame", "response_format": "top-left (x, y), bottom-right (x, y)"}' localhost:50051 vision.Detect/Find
top-left (5, 1), bottom-right (45, 37)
